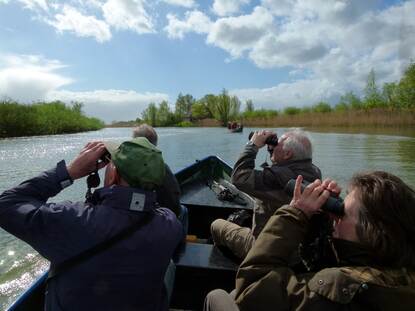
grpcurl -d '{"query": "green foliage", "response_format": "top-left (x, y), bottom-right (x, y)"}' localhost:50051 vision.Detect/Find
top-left (213, 89), bottom-right (241, 126)
top-left (157, 101), bottom-right (174, 126)
top-left (175, 93), bottom-right (195, 120)
top-left (136, 63), bottom-right (414, 128)
top-left (364, 69), bottom-right (386, 108)
top-left (245, 99), bottom-right (254, 113)
top-left (312, 101), bottom-right (332, 113)
top-left (199, 94), bottom-right (217, 118)
top-left (0, 100), bottom-right (104, 138)
top-left (141, 102), bottom-right (158, 126)
top-left (191, 102), bottom-right (210, 120)
top-left (243, 109), bottom-right (278, 118)
top-left (176, 121), bottom-right (194, 127)
top-left (283, 106), bottom-right (301, 115)
top-left (338, 91), bottom-right (362, 110)
top-left (395, 62), bottom-right (415, 109)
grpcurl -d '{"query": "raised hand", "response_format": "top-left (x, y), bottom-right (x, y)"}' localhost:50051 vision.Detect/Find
top-left (290, 175), bottom-right (341, 218)
top-left (67, 141), bottom-right (109, 180)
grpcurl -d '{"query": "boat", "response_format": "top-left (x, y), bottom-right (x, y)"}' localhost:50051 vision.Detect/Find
top-left (227, 122), bottom-right (243, 133)
top-left (7, 155), bottom-right (255, 311)
top-left (230, 126), bottom-right (243, 133)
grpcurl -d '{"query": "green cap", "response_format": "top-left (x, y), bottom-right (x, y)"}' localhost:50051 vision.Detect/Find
top-left (104, 137), bottom-right (165, 190)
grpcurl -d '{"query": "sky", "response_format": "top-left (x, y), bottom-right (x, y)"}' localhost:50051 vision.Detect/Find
top-left (0, 0), bottom-right (414, 123)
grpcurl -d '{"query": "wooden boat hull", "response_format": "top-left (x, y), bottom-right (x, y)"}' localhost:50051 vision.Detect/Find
top-left (8, 156), bottom-right (253, 311)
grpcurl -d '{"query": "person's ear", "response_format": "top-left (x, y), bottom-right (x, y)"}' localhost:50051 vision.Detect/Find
top-left (104, 163), bottom-right (120, 186)
top-left (284, 149), bottom-right (293, 160)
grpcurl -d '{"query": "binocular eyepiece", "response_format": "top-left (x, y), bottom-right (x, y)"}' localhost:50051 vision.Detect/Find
top-left (284, 179), bottom-right (344, 216)
top-left (248, 131), bottom-right (279, 146)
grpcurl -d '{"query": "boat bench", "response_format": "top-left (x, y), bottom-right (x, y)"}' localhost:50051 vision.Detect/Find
top-left (171, 242), bottom-right (239, 310)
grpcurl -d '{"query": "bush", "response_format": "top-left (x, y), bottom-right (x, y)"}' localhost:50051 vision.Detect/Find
top-left (283, 106), bottom-right (301, 115)
top-left (0, 100), bottom-right (104, 138)
top-left (312, 102), bottom-right (332, 113)
top-left (176, 121), bottom-right (194, 127)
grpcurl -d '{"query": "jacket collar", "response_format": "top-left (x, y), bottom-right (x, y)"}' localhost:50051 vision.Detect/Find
top-left (333, 239), bottom-right (375, 266)
top-left (272, 158), bottom-right (312, 167)
top-left (89, 185), bottom-right (157, 212)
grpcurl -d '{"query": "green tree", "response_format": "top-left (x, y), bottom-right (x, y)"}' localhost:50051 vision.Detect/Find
top-left (312, 101), bottom-right (332, 113)
top-left (338, 91), bottom-right (362, 110)
top-left (245, 99), bottom-right (254, 113)
top-left (191, 101), bottom-right (210, 119)
top-left (157, 101), bottom-right (173, 126)
top-left (199, 94), bottom-right (217, 118)
top-left (141, 102), bottom-right (158, 126)
top-left (229, 95), bottom-right (241, 120)
top-left (382, 82), bottom-right (398, 108)
top-left (175, 93), bottom-right (195, 120)
top-left (71, 101), bottom-right (84, 115)
top-left (215, 89), bottom-right (232, 126)
top-left (364, 69), bottom-right (385, 108)
top-left (283, 106), bottom-right (301, 115)
top-left (396, 62), bottom-right (415, 109)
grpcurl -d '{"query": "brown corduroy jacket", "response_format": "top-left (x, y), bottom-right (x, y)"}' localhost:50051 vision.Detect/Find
top-left (235, 205), bottom-right (415, 311)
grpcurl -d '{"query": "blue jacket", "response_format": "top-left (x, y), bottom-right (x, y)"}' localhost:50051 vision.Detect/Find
top-left (0, 160), bottom-right (184, 311)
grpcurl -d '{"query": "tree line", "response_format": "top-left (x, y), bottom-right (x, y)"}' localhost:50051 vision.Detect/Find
top-left (139, 62), bottom-right (415, 127)
top-left (0, 100), bottom-right (105, 138)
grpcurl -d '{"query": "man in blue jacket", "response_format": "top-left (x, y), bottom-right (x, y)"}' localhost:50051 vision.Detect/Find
top-left (0, 138), bottom-right (184, 311)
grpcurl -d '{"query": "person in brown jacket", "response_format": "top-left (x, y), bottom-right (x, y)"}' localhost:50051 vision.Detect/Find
top-left (211, 129), bottom-right (321, 259)
top-left (204, 171), bottom-right (415, 311)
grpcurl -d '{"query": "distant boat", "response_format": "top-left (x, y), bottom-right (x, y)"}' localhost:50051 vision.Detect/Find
top-left (230, 126), bottom-right (243, 133)
top-left (228, 122), bottom-right (243, 133)
top-left (7, 156), bottom-right (254, 311)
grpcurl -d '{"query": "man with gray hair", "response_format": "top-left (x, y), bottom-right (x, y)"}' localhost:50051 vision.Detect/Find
top-left (133, 124), bottom-right (181, 217)
top-left (211, 129), bottom-right (321, 259)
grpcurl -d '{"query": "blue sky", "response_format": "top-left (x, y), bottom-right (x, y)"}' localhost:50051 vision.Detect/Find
top-left (0, 0), bottom-right (414, 122)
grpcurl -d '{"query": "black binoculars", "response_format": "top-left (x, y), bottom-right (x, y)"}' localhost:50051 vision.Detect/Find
top-left (248, 131), bottom-right (279, 146)
top-left (284, 179), bottom-right (344, 216)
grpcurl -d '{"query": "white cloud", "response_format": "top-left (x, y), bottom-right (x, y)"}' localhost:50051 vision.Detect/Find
top-left (0, 53), bottom-right (169, 122)
top-left (162, 0), bottom-right (195, 8)
top-left (212, 0), bottom-right (250, 16)
top-left (0, 0), bottom-right (10, 4)
top-left (49, 5), bottom-right (112, 42)
top-left (231, 78), bottom-right (341, 110)
top-left (18, 0), bottom-right (48, 11)
top-left (165, 10), bottom-right (212, 39)
top-left (0, 54), bottom-right (72, 103)
top-left (102, 0), bottom-right (155, 34)
top-left (207, 6), bottom-right (273, 58)
top-left (47, 89), bottom-right (169, 122)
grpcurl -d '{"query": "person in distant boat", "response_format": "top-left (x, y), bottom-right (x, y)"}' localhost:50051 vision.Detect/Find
top-left (0, 138), bottom-right (183, 311)
top-left (133, 124), bottom-right (181, 216)
top-left (204, 171), bottom-right (415, 311)
top-left (211, 129), bottom-right (321, 259)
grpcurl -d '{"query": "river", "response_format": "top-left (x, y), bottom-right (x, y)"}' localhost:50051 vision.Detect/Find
top-left (0, 127), bottom-right (414, 309)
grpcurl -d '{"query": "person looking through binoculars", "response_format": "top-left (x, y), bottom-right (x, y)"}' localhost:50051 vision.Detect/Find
top-left (211, 129), bottom-right (321, 259)
top-left (205, 171), bottom-right (415, 311)
top-left (0, 138), bottom-right (184, 311)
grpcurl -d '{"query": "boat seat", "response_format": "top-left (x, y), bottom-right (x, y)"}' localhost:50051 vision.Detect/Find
top-left (171, 242), bottom-right (238, 310)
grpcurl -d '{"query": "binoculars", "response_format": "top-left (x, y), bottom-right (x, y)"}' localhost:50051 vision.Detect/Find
top-left (248, 131), bottom-right (279, 146)
top-left (284, 179), bottom-right (344, 216)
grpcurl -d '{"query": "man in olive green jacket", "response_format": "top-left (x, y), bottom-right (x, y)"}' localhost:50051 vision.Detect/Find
top-left (205, 171), bottom-right (415, 311)
top-left (211, 129), bottom-right (321, 259)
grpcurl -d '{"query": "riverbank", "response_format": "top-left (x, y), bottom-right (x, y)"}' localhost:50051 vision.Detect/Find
top-left (0, 101), bottom-right (105, 138)
top-left (108, 109), bottom-right (415, 137)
